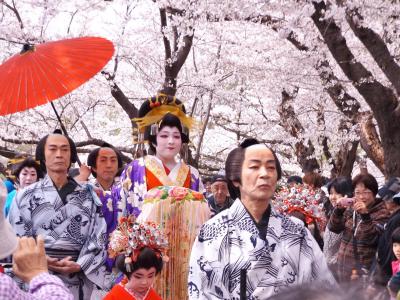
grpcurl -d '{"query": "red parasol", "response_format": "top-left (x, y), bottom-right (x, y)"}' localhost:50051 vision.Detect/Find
top-left (0, 36), bottom-right (114, 116)
top-left (0, 36), bottom-right (114, 165)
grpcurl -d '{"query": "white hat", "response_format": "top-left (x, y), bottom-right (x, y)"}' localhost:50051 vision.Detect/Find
top-left (0, 181), bottom-right (18, 259)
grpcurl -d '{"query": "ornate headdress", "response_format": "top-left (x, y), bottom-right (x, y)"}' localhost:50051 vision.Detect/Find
top-left (108, 216), bottom-right (168, 273)
top-left (132, 93), bottom-right (199, 142)
top-left (272, 185), bottom-right (325, 226)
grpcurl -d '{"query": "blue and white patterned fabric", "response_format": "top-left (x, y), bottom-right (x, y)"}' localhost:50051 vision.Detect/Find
top-left (8, 175), bottom-right (108, 299)
top-left (188, 199), bottom-right (336, 299)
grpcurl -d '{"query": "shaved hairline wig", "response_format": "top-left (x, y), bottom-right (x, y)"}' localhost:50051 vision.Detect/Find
top-left (225, 138), bottom-right (282, 199)
top-left (35, 130), bottom-right (78, 173)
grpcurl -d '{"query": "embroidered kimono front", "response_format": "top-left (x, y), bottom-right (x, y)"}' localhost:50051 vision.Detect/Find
top-left (8, 175), bottom-right (108, 300)
top-left (188, 200), bottom-right (336, 300)
top-left (114, 155), bottom-right (208, 299)
top-left (93, 181), bottom-right (120, 272)
top-left (115, 155), bottom-right (204, 217)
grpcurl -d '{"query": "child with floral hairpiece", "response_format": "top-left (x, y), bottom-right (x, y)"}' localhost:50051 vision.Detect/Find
top-left (104, 217), bottom-right (168, 300)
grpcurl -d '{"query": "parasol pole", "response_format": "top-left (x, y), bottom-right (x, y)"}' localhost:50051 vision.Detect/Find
top-left (240, 269), bottom-right (247, 300)
top-left (50, 102), bottom-right (82, 166)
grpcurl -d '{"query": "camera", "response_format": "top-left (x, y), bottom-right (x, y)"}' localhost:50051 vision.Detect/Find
top-left (340, 197), bottom-right (354, 207)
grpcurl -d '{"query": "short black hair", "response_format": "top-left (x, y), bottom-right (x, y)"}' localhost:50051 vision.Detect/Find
top-left (327, 177), bottom-right (353, 197)
top-left (225, 138), bottom-right (282, 199)
top-left (147, 113), bottom-right (189, 153)
top-left (35, 130), bottom-right (78, 172)
top-left (13, 157), bottom-right (44, 183)
top-left (115, 247), bottom-right (163, 279)
top-left (352, 173), bottom-right (378, 196)
top-left (392, 227), bottom-right (400, 244)
top-left (87, 142), bottom-right (123, 178)
top-left (287, 175), bottom-right (303, 185)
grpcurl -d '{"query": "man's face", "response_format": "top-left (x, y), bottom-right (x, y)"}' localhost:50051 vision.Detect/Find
top-left (211, 181), bottom-right (229, 205)
top-left (44, 135), bottom-right (71, 174)
top-left (238, 145), bottom-right (278, 203)
top-left (94, 148), bottom-right (119, 182)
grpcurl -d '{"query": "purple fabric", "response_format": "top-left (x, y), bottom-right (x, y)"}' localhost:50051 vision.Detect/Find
top-left (190, 173), bottom-right (200, 191)
top-left (0, 272), bottom-right (73, 300)
top-left (126, 159), bottom-right (146, 217)
top-left (99, 189), bottom-right (119, 272)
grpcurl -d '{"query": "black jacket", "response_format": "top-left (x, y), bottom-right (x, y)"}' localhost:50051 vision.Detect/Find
top-left (377, 208), bottom-right (400, 283)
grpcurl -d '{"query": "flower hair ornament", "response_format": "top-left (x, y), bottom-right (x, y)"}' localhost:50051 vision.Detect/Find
top-left (108, 216), bottom-right (169, 273)
top-left (272, 185), bottom-right (325, 227)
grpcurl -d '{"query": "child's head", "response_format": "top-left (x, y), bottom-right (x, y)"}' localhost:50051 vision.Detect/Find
top-left (108, 216), bottom-right (168, 294)
top-left (116, 247), bottom-right (163, 292)
top-left (392, 228), bottom-right (400, 260)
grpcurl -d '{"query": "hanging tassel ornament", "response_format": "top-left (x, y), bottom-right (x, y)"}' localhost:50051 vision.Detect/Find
top-left (125, 256), bottom-right (132, 273)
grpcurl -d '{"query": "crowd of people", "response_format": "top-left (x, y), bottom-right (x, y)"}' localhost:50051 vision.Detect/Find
top-left (0, 93), bottom-right (399, 300)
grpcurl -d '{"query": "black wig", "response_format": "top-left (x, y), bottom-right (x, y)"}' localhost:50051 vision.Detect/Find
top-left (35, 129), bottom-right (78, 172)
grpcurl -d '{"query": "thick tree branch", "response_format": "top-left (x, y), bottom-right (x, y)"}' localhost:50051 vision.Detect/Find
top-left (359, 114), bottom-right (385, 174)
top-left (0, 145), bottom-right (22, 158)
top-left (341, 3), bottom-right (400, 95)
top-left (311, 0), bottom-right (400, 177)
top-left (278, 89), bottom-right (320, 172)
top-left (311, 1), bottom-right (398, 114)
top-left (160, 8), bottom-right (172, 61)
top-left (102, 71), bottom-right (138, 128)
top-left (316, 59), bottom-right (361, 120)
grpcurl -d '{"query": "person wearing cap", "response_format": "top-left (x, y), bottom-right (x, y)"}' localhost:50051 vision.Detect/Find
top-left (188, 139), bottom-right (335, 299)
top-left (207, 175), bottom-right (234, 218)
top-left (8, 131), bottom-right (108, 299)
top-left (376, 177), bottom-right (400, 286)
top-left (0, 181), bottom-right (73, 299)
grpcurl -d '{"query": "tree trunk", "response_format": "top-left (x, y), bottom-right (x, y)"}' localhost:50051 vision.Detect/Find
top-left (278, 89), bottom-right (320, 172)
top-left (311, 1), bottom-right (400, 177)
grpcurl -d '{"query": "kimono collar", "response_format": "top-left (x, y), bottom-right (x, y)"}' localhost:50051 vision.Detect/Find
top-left (245, 204), bottom-right (271, 241)
top-left (230, 199), bottom-right (284, 242)
top-left (144, 155), bottom-right (189, 187)
top-left (43, 174), bottom-right (102, 207)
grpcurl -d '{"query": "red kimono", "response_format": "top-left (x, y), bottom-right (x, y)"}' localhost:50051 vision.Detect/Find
top-left (104, 284), bottom-right (162, 300)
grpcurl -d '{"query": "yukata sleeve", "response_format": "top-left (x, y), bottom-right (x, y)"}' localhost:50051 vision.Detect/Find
top-left (8, 191), bottom-right (33, 237)
top-left (29, 273), bottom-right (74, 300)
top-left (76, 189), bottom-right (108, 289)
top-left (188, 236), bottom-right (229, 300)
top-left (298, 227), bottom-right (337, 286)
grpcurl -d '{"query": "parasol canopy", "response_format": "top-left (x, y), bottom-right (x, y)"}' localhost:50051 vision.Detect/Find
top-left (0, 36), bottom-right (115, 116)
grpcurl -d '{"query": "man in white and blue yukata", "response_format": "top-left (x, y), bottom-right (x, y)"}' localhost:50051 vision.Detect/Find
top-left (188, 138), bottom-right (336, 299)
top-left (8, 130), bottom-right (107, 300)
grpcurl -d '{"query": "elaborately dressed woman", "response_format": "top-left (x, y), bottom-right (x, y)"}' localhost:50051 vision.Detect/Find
top-left (114, 93), bottom-right (210, 299)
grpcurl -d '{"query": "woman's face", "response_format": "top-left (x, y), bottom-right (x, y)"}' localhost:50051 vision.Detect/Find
top-left (354, 182), bottom-right (375, 208)
top-left (155, 126), bottom-right (182, 162)
top-left (19, 167), bottom-right (38, 188)
top-left (128, 267), bottom-right (157, 295)
top-left (329, 187), bottom-right (344, 206)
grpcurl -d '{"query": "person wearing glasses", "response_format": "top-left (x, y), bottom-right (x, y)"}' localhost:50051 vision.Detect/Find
top-left (328, 173), bottom-right (390, 282)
